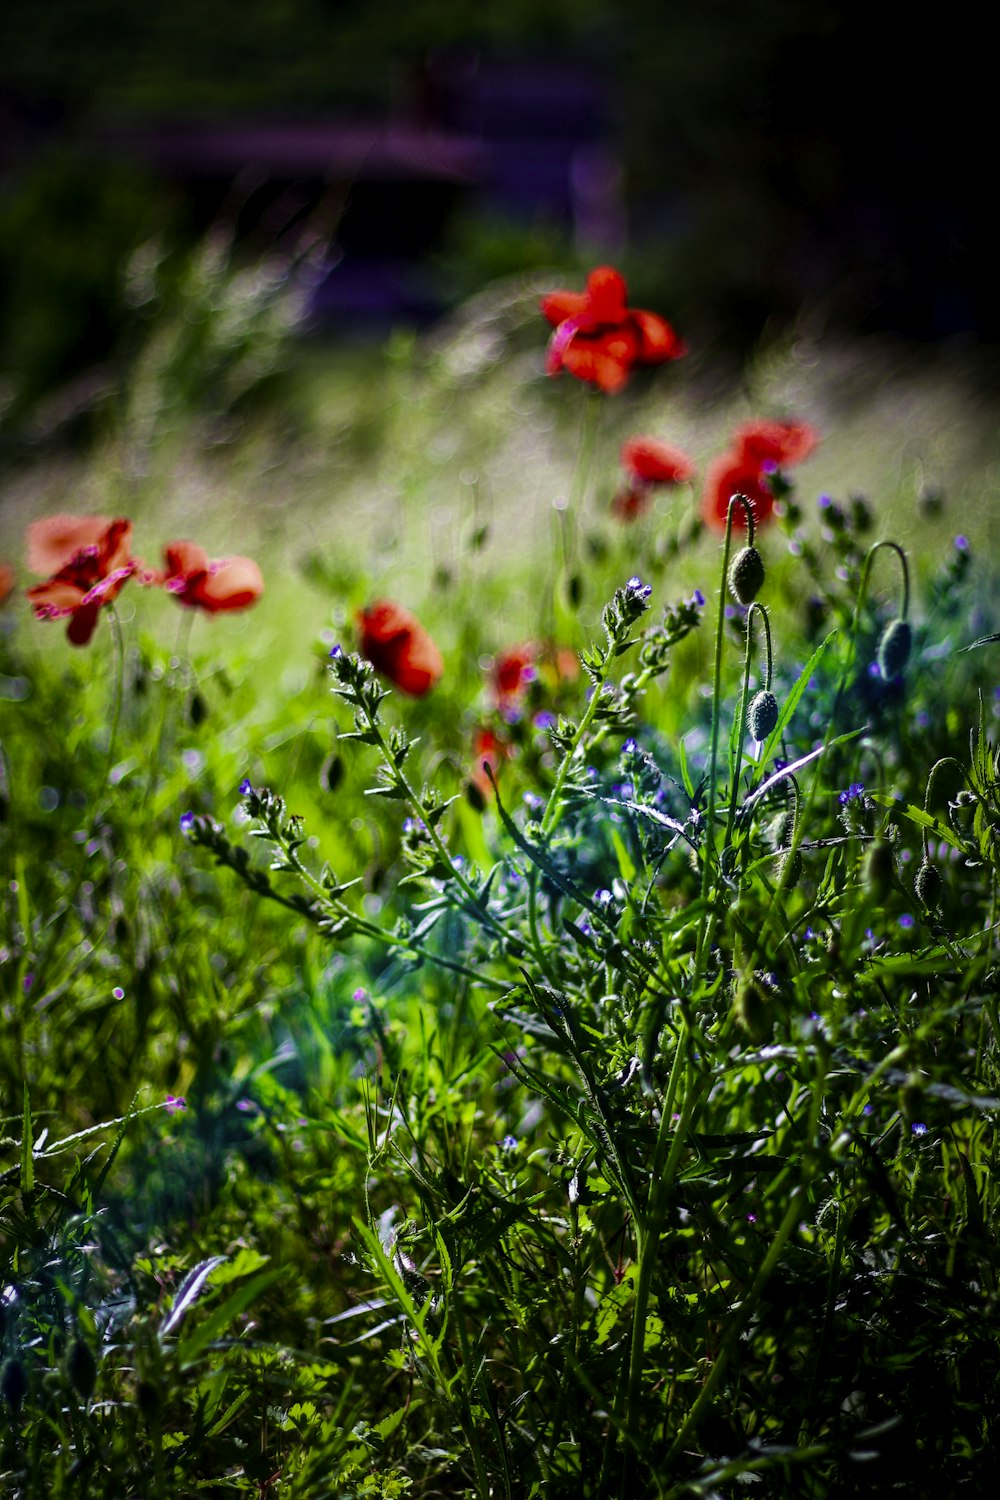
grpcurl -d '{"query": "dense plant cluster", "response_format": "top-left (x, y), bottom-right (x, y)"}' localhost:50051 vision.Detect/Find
top-left (2, 263), bottom-right (999, 1498)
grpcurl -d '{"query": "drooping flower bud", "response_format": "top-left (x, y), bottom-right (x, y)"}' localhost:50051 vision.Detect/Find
top-left (877, 619), bottom-right (912, 680)
top-left (1, 1355), bottom-right (28, 1412)
top-left (747, 689), bottom-right (779, 742)
top-left (728, 545), bottom-right (765, 605)
top-left (914, 858), bottom-right (942, 910)
top-left (767, 809), bottom-right (795, 851)
top-left (734, 976), bottom-right (772, 1043)
top-left (863, 837), bottom-right (896, 900)
top-left (67, 1337), bottom-right (97, 1400)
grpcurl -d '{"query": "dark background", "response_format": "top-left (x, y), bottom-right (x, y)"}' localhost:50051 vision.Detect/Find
top-left (1, 0), bottom-right (994, 420)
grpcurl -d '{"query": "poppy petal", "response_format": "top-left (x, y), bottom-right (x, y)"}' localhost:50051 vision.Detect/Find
top-left (621, 436), bottom-right (695, 485)
top-left (194, 556), bottom-right (265, 613)
top-left (701, 452), bottom-right (776, 533)
top-left (632, 311), bottom-right (688, 364)
top-left (584, 266), bottom-right (629, 325)
top-left (540, 289), bottom-right (589, 327)
top-left (26, 515), bottom-right (110, 575)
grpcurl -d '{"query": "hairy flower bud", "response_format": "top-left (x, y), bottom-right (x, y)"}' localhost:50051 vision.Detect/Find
top-left (863, 838), bottom-right (896, 900)
top-left (735, 977), bottom-right (772, 1043)
top-left (1, 1355), bottom-right (28, 1412)
top-left (914, 858), bottom-right (942, 909)
top-left (728, 545), bottom-right (765, 605)
top-left (67, 1338), bottom-right (97, 1400)
top-left (877, 619), bottom-right (912, 680)
top-left (747, 689), bottom-right (779, 742)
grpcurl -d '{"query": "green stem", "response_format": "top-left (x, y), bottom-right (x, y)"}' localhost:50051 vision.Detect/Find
top-left (695, 495), bottom-right (752, 978)
top-left (102, 604), bottom-right (126, 791)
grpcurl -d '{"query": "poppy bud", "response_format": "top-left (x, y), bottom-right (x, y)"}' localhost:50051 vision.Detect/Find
top-left (1, 1355), bottom-right (28, 1411)
top-left (728, 545), bottom-right (765, 605)
top-left (877, 619), bottom-right (912, 680)
top-left (747, 689), bottom-right (779, 742)
top-left (137, 1379), bottom-right (161, 1422)
top-left (320, 752), bottom-right (344, 793)
top-left (863, 838), bottom-right (895, 900)
top-left (465, 778), bottom-right (487, 813)
top-left (67, 1337), bottom-right (97, 1400)
top-left (735, 977), bottom-right (772, 1043)
top-left (188, 691), bottom-right (209, 727)
top-left (914, 858), bottom-right (942, 909)
top-left (767, 809), bottom-right (795, 851)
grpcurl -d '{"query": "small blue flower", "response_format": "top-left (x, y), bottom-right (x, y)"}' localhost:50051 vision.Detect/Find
top-left (691, 588), bottom-right (706, 607)
top-left (239, 777), bottom-right (253, 796)
top-left (911, 1121), bottom-right (928, 1136)
top-left (329, 643), bottom-right (343, 658)
top-left (501, 1134), bottom-right (518, 1151)
top-left (899, 913), bottom-right (915, 929)
top-left (954, 534), bottom-right (970, 552)
top-left (179, 811), bottom-right (196, 835)
top-left (838, 781), bottom-right (865, 806)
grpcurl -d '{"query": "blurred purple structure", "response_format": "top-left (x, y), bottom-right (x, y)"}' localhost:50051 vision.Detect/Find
top-left (90, 58), bottom-right (623, 328)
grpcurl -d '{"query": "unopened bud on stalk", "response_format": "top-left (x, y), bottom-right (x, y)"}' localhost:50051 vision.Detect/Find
top-left (735, 976), bottom-right (772, 1043)
top-left (863, 838), bottom-right (896, 900)
top-left (728, 545), bottom-right (766, 606)
top-left (748, 689), bottom-right (779, 742)
top-left (877, 619), bottom-right (912, 680)
top-left (914, 858), bottom-right (942, 909)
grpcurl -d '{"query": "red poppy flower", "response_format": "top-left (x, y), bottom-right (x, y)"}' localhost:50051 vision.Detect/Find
top-left (26, 517), bottom-right (137, 645)
top-left (702, 418), bottom-right (819, 532)
top-left (541, 266), bottom-right (686, 394)
top-left (357, 601), bottom-right (443, 697)
top-left (701, 452), bottom-right (776, 534)
top-left (732, 419), bottom-right (818, 468)
top-left (0, 563), bottom-right (14, 606)
top-left (613, 436), bottom-right (695, 521)
top-left (25, 514), bottom-right (113, 576)
top-left (158, 540), bottom-right (264, 614)
top-left (491, 643), bottom-right (536, 711)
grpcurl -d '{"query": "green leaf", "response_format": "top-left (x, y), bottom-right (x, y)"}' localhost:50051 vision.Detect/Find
top-left (175, 1269), bottom-right (281, 1369)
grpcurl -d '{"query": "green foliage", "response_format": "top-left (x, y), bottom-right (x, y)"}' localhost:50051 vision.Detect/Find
top-left (3, 253), bottom-right (1000, 1496)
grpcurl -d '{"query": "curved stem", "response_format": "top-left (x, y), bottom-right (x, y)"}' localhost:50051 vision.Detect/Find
top-left (859, 538), bottom-right (911, 621)
top-left (922, 755), bottom-right (967, 858)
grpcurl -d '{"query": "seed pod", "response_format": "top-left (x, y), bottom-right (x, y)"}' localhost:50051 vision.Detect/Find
top-left (863, 838), bottom-right (896, 900)
top-left (67, 1337), bottom-right (97, 1400)
top-left (1, 1355), bottom-right (28, 1412)
top-left (877, 619), bottom-right (912, 680)
top-left (914, 858), bottom-right (942, 909)
top-left (747, 689), bottom-right (779, 742)
top-left (728, 545), bottom-right (765, 605)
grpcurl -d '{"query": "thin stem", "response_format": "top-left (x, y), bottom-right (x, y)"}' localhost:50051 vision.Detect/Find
top-left (102, 605), bottom-right (126, 791)
top-left (696, 494), bottom-right (754, 976)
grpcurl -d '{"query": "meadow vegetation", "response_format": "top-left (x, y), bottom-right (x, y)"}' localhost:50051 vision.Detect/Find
top-left (2, 245), bottom-right (1000, 1497)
